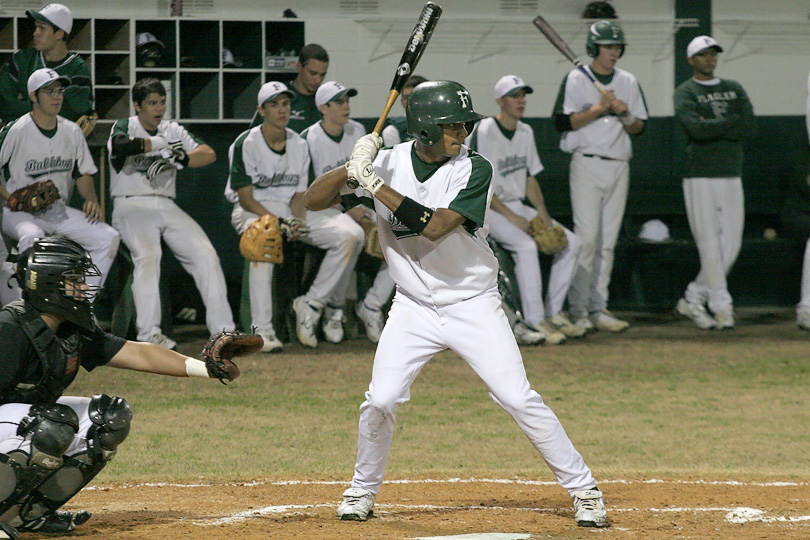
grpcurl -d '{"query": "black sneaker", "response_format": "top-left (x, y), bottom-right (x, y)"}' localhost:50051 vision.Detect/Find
top-left (19, 510), bottom-right (91, 533)
top-left (0, 523), bottom-right (18, 539)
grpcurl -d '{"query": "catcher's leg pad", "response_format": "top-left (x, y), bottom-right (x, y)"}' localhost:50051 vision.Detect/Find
top-left (0, 403), bottom-right (79, 516)
top-left (18, 395), bottom-right (131, 523)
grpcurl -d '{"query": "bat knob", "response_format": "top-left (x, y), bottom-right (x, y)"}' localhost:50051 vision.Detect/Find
top-left (347, 178), bottom-right (359, 189)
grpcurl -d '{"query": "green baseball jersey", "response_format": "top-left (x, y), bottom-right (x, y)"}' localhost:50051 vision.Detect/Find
top-left (673, 78), bottom-right (756, 178)
top-left (0, 49), bottom-right (94, 123)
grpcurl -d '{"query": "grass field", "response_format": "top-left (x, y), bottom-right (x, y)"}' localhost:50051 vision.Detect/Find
top-left (70, 307), bottom-right (810, 482)
top-left (54, 307), bottom-right (810, 539)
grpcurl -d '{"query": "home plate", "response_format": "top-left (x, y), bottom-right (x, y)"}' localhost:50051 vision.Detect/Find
top-left (412, 534), bottom-right (533, 540)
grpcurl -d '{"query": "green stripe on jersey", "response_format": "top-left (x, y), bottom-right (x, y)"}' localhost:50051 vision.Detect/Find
top-left (229, 130), bottom-right (253, 190)
top-left (448, 150), bottom-right (492, 232)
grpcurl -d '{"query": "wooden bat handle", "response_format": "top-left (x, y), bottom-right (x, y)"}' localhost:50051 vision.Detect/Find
top-left (373, 89), bottom-right (401, 135)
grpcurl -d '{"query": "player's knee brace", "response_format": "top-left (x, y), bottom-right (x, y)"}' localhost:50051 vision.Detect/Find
top-left (0, 403), bottom-right (79, 515)
top-left (87, 394), bottom-right (132, 463)
top-left (20, 395), bottom-right (132, 521)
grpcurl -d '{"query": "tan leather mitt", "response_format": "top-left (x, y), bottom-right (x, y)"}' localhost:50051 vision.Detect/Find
top-left (358, 216), bottom-right (384, 259)
top-left (240, 214), bottom-right (283, 264)
top-left (529, 218), bottom-right (568, 255)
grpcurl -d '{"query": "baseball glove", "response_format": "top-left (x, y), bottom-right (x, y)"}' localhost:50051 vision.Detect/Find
top-left (7, 180), bottom-right (61, 213)
top-left (201, 331), bottom-right (263, 384)
top-left (358, 216), bottom-right (384, 259)
top-left (240, 214), bottom-right (283, 264)
top-left (76, 113), bottom-right (98, 137)
top-left (529, 218), bottom-right (568, 255)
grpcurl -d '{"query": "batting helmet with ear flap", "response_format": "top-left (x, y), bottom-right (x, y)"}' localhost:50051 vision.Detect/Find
top-left (16, 236), bottom-right (101, 332)
top-left (585, 20), bottom-right (625, 58)
top-left (406, 81), bottom-right (484, 146)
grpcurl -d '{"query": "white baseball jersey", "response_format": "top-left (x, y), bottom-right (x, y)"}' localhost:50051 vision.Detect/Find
top-left (107, 117), bottom-right (201, 198)
top-left (0, 114), bottom-right (96, 201)
top-left (301, 119), bottom-right (365, 180)
top-left (359, 141), bottom-right (497, 306)
top-left (556, 66), bottom-right (648, 160)
top-left (225, 126), bottom-right (309, 205)
top-left (466, 117), bottom-right (543, 203)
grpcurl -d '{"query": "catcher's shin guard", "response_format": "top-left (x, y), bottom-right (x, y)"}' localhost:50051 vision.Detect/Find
top-left (17, 395), bottom-right (131, 525)
top-left (0, 403), bottom-right (79, 516)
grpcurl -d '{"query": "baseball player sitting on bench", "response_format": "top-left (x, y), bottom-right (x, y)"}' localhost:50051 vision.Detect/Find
top-left (301, 81), bottom-right (395, 343)
top-left (107, 77), bottom-right (235, 350)
top-left (228, 81), bottom-right (357, 350)
top-left (304, 80), bottom-right (609, 529)
top-left (0, 236), bottom-right (253, 539)
top-left (0, 69), bottom-right (119, 302)
top-left (468, 75), bottom-right (584, 346)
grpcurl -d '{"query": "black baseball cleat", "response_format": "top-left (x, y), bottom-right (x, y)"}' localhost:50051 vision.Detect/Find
top-left (19, 510), bottom-right (92, 533)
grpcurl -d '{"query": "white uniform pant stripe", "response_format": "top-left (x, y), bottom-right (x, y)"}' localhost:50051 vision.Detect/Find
top-left (488, 201), bottom-right (581, 325)
top-left (682, 177), bottom-right (744, 312)
top-left (114, 196), bottom-right (234, 341)
top-left (2, 204), bottom-right (120, 291)
top-left (800, 239), bottom-right (810, 311)
top-left (350, 290), bottom-right (595, 496)
top-left (567, 154), bottom-right (629, 319)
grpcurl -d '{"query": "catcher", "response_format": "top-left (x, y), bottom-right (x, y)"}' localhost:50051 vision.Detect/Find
top-left (0, 236), bottom-right (262, 539)
top-left (466, 74), bottom-right (584, 345)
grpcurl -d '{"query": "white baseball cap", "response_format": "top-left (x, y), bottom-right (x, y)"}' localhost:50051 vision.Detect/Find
top-left (686, 36), bottom-right (723, 58)
top-left (494, 75), bottom-right (534, 99)
top-left (27, 68), bottom-right (70, 95)
top-left (257, 81), bottom-right (294, 106)
top-left (638, 219), bottom-right (671, 243)
top-left (136, 32), bottom-right (165, 50)
top-left (315, 81), bottom-right (358, 108)
top-left (26, 3), bottom-right (73, 35)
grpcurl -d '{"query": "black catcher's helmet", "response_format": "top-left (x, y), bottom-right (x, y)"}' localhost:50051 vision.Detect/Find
top-left (16, 236), bottom-right (101, 331)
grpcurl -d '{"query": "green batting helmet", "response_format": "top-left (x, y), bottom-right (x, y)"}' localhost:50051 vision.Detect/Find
top-left (585, 20), bottom-right (625, 58)
top-left (406, 81), bottom-right (483, 146)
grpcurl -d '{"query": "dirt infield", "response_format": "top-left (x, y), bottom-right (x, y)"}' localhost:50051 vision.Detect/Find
top-left (44, 476), bottom-right (809, 539)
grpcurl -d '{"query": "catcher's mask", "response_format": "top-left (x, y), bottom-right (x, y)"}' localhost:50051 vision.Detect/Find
top-left (406, 80), bottom-right (484, 146)
top-left (16, 235), bottom-right (101, 331)
top-left (585, 20), bottom-right (626, 58)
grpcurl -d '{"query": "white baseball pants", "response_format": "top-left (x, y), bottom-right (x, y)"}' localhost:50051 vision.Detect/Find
top-left (232, 203), bottom-right (363, 335)
top-left (305, 207), bottom-right (364, 307)
top-left (488, 200), bottom-right (581, 326)
top-left (567, 153), bottom-right (629, 319)
top-left (800, 239), bottom-right (810, 313)
top-left (349, 288), bottom-right (597, 497)
top-left (113, 196), bottom-right (235, 341)
top-left (0, 213), bottom-right (20, 305)
top-left (682, 177), bottom-right (744, 313)
top-left (2, 203), bottom-right (120, 292)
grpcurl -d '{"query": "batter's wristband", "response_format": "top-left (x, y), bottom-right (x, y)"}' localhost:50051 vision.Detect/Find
top-left (393, 196), bottom-right (434, 235)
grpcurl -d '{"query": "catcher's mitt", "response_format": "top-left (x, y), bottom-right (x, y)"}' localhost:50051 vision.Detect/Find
top-left (76, 113), bottom-right (98, 137)
top-left (201, 331), bottom-right (264, 384)
top-left (7, 180), bottom-right (60, 213)
top-left (529, 218), bottom-right (568, 255)
top-left (358, 216), bottom-right (384, 259)
top-left (240, 214), bottom-right (283, 264)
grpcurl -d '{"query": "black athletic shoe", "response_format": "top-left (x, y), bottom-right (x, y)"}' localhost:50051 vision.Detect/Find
top-left (19, 510), bottom-right (91, 533)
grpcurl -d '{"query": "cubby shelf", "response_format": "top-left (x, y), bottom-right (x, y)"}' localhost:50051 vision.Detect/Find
top-left (0, 16), bottom-right (304, 123)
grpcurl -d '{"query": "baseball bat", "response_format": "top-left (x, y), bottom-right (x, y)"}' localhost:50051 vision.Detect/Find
top-left (372, 1), bottom-right (442, 135)
top-left (532, 16), bottom-right (606, 93)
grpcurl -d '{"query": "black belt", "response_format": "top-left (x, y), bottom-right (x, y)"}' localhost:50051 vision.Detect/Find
top-left (581, 153), bottom-right (620, 162)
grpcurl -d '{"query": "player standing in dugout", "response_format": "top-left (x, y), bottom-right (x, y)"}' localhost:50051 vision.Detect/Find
top-left (673, 36), bottom-right (756, 330)
top-left (0, 4), bottom-right (95, 134)
top-left (552, 20), bottom-right (647, 334)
